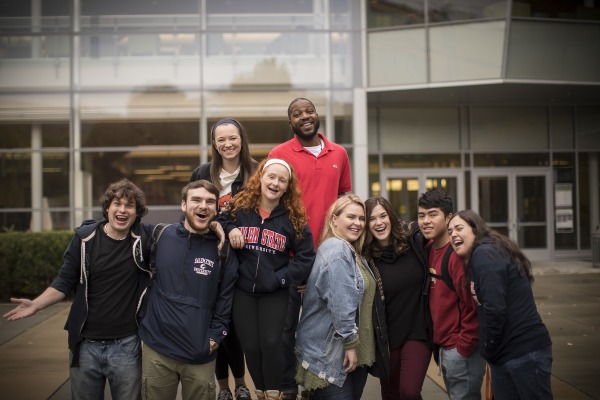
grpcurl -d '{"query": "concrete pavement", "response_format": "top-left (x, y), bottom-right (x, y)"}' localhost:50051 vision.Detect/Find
top-left (1, 261), bottom-right (599, 399)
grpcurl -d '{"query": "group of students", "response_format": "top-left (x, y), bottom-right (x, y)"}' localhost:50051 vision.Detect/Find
top-left (3, 97), bottom-right (554, 400)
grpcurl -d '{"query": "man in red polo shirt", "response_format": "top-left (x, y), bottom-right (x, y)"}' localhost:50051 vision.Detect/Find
top-left (269, 97), bottom-right (352, 399)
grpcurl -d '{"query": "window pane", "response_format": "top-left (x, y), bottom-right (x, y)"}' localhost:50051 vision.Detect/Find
top-left (507, 21), bottom-right (600, 83)
top-left (474, 153), bottom-right (550, 167)
top-left (0, 153), bottom-right (31, 207)
top-left (478, 176), bottom-right (508, 224)
top-left (428, 0), bottom-right (508, 23)
top-left (577, 107), bottom-right (600, 150)
top-left (82, 121), bottom-right (198, 147)
top-left (368, 29), bottom-right (427, 86)
top-left (430, 21), bottom-right (505, 82)
top-left (551, 107), bottom-right (574, 150)
top-left (379, 107), bottom-right (460, 152)
top-left (383, 154), bottom-right (461, 168)
top-left (367, 1), bottom-right (424, 28)
top-left (512, 1), bottom-right (600, 21)
top-left (553, 153), bottom-right (577, 250)
top-left (471, 107), bottom-right (548, 151)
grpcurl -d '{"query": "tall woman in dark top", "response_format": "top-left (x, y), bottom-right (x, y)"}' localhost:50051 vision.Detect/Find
top-left (190, 118), bottom-right (257, 400)
top-left (448, 210), bottom-right (553, 400)
top-left (363, 197), bottom-right (433, 400)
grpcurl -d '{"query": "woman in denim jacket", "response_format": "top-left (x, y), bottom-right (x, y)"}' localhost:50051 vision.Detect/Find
top-left (295, 194), bottom-right (376, 400)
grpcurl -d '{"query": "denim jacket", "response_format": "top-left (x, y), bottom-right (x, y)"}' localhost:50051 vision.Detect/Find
top-left (295, 237), bottom-right (369, 388)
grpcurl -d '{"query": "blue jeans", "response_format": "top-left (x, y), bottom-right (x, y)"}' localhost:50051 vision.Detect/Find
top-left (69, 334), bottom-right (141, 400)
top-left (312, 366), bottom-right (368, 400)
top-left (490, 345), bottom-right (553, 400)
top-left (440, 347), bottom-right (486, 400)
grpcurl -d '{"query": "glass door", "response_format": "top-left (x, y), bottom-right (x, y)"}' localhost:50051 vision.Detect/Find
top-left (380, 169), bottom-right (464, 221)
top-left (472, 169), bottom-right (553, 261)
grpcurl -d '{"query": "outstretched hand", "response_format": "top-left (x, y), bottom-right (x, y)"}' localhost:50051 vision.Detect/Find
top-left (3, 298), bottom-right (37, 321)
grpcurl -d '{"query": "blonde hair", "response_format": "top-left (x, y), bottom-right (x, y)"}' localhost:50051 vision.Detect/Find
top-left (319, 193), bottom-right (366, 256)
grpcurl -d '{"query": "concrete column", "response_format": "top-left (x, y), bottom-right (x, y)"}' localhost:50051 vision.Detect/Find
top-left (30, 125), bottom-right (43, 231)
top-left (352, 88), bottom-right (368, 200)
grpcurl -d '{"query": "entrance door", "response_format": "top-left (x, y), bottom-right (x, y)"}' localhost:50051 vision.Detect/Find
top-left (472, 169), bottom-right (553, 261)
top-left (380, 169), bottom-right (464, 221)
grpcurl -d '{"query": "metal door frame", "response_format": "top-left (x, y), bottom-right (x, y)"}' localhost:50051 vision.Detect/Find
top-left (471, 168), bottom-right (554, 261)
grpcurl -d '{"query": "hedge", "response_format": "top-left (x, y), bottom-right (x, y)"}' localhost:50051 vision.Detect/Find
top-left (0, 230), bottom-right (73, 299)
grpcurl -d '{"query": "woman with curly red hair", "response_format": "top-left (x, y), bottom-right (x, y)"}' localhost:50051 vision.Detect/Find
top-left (218, 158), bottom-right (315, 400)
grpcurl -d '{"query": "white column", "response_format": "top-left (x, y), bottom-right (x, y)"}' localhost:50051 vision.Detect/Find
top-left (352, 88), bottom-right (368, 200)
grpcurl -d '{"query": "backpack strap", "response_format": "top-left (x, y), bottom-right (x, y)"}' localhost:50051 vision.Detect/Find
top-left (149, 223), bottom-right (170, 282)
top-left (426, 242), bottom-right (456, 291)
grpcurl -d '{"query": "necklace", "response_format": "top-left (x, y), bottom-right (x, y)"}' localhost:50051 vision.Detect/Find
top-left (103, 224), bottom-right (127, 240)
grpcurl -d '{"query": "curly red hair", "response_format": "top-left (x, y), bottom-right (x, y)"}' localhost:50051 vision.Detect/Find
top-left (227, 158), bottom-right (307, 238)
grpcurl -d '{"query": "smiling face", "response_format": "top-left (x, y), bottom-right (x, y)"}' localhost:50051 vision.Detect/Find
top-left (260, 163), bottom-right (290, 208)
top-left (333, 203), bottom-right (366, 243)
top-left (448, 216), bottom-right (476, 258)
top-left (181, 187), bottom-right (218, 234)
top-left (288, 99), bottom-right (320, 145)
top-left (368, 203), bottom-right (391, 247)
top-left (213, 123), bottom-right (241, 163)
top-left (418, 206), bottom-right (451, 248)
top-left (106, 196), bottom-right (137, 238)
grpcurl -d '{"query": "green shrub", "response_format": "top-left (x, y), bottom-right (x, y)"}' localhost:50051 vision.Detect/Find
top-left (0, 230), bottom-right (73, 299)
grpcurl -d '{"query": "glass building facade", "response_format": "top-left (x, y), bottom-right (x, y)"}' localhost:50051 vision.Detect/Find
top-left (1, 0), bottom-right (599, 261)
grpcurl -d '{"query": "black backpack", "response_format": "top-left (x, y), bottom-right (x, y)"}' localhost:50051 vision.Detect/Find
top-left (148, 223), bottom-right (170, 282)
top-left (426, 242), bottom-right (455, 291)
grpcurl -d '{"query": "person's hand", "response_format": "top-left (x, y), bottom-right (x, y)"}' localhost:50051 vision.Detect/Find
top-left (296, 284), bottom-right (307, 294)
top-left (343, 348), bottom-right (358, 373)
top-left (228, 228), bottom-right (245, 249)
top-left (209, 221), bottom-right (225, 252)
top-left (209, 338), bottom-right (219, 354)
top-left (3, 298), bottom-right (37, 321)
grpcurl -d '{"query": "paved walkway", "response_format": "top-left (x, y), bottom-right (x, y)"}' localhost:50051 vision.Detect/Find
top-left (1, 261), bottom-right (599, 399)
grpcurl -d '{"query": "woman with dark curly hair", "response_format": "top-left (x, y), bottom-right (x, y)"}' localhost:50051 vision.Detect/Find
top-left (363, 197), bottom-right (432, 400)
top-left (218, 158), bottom-right (315, 400)
top-left (448, 210), bottom-right (553, 400)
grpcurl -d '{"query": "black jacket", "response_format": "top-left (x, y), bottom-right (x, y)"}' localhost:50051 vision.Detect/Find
top-left (190, 160), bottom-right (259, 198)
top-left (217, 204), bottom-right (315, 293)
top-left (49, 220), bottom-right (152, 366)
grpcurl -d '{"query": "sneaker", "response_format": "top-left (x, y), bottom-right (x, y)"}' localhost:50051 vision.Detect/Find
top-left (234, 384), bottom-right (252, 400)
top-left (217, 388), bottom-right (233, 400)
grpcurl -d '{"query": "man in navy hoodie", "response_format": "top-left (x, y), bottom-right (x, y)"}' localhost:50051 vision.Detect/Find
top-left (4, 179), bottom-right (152, 400)
top-left (138, 180), bottom-right (237, 400)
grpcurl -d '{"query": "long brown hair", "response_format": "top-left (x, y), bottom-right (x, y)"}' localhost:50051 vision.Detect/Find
top-left (450, 210), bottom-right (534, 283)
top-left (209, 118), bottom-right (254, 191)
top-left (226, 158), bottom-right (307, 238)
top-left (363, 197), bottom-right (411, 260)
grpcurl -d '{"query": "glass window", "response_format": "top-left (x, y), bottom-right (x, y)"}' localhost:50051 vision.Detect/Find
top-left (429, 21), bottom-right (505, 82)
top-left (205, 32), bottom-right (330, 89)
top-left (0, 0), bottom-right (70, 33)
top-left (81, 150), bottom-right (200, 207)
top-left (553, 153), bottom-right (577, 250)
top-left (379, 107), bottom-right (460, 152)
top-left (383, 154), bottom-right (461, 168)
top-left (577, 107), bottom-right (600, 150)
top-left (80, 0), bottom-right (199, 32)
top-left (367, 0), bottom-right (424, 28)
top-left (368, 154), bottom-right (380, 197)
top-left (474, 153), bottom-right (550, 167)
top-left (428, 0), bottom-right (508, 23)
top-left (471, 106), bottom-right (548, 151)
top-left (506, 21), bottom-right (600, 83)
top-left (551, 107), bottom-right (574, 149)
top-left (0, 124), bottom-right (30, 148)
top-left (368, 28), bottom-right (427, 86)
top-left (512, 1), bottom-right (600, 21)
top-left (81, 121), bottom-right (199, 147)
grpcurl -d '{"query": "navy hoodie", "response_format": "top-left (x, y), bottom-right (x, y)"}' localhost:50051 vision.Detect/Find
top-left (218, 204), bottom-right (315, 293)
top-left (138, 223), bottom-right (237, 364)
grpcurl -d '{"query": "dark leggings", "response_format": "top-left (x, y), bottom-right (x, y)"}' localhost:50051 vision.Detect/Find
top-left (380, 340), bottom-right (432, 400)
top-left (215, 320), bottom-right (246, 380)
top-left (232, 287), bottom-right (289, 391)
